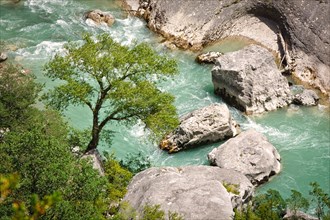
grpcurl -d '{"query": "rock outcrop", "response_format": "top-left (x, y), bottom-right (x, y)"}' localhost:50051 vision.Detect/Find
top-left (123, 0), bottom-right (330, 97)
top-left (160, 103), bottom-right (239, 153)
top-left (81, 149), bottom-right (104, 176)
top-left (196, 51), bottom-right (223, 64)
top-left (212, 45), bottom-right (292, 114)
top-left (283, 210), bottom-right (318, 220)
top-left (124, 166), bottom-right (254, 219)
top-left (292, 89), bottom-right (319, 106)
top-left (84, 10), bottom-right (115, 26)
top-left (208, 129), bottom-right (281, 185)
top-left (0, 53), bottom-right (7, 62)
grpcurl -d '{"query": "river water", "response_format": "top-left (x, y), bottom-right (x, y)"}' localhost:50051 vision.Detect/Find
top-left (1, 0), bottom-right (329, 199)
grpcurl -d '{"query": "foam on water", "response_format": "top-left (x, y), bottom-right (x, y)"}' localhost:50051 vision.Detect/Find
top-left (16, 41), bottom-right (66, 59)
top-left (25, 0), bottom-right (68, 14)
top-left (0, 0), bottom-right (328, 200)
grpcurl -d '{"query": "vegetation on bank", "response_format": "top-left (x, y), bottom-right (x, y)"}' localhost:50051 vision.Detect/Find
top-left (0, 35), bottom-right (180, 220)
top-left (234, 183), bottom-right (330, 220)
top-left (0, 34), bottom-right (329, 220)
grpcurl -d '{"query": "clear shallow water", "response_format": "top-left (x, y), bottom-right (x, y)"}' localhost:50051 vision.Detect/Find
top-left (1, 0), bottom-right (329, 199)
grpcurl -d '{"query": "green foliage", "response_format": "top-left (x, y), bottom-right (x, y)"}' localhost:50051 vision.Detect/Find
top-left (222, 182), bottom-right (240, 195)
top-left (103, 154), bottom-right (133, 205)
top-left (234, 205), bottom-right (261, 220)
top-left (286, 190), bottom-right (309, 218)
top-left (142, 204), bottom-right (165, 220)
top-left (253, 189), bottom-right (286, 220)
top-left (0, 63), bottom-right (42, 129)
top-left (113, 203), bottom-right (184, 220)
top-left (120, 151), bottom-right (152, 174)
top-left (43, 33), bottom-right (179, 152)
top-left (67, 128), bottom-right (91, 153)
top-left (0, 107), bottom-right (109, 219)
top-left (0, 173), bottom-right (19, 203)
top-left (309, 182), bottom-right (330, 219)
top-left (1, 174), bottom-right (61, 220)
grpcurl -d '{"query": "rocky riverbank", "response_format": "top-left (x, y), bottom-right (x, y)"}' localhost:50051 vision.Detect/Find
top-left (123, 0), bottom-right (330, 98)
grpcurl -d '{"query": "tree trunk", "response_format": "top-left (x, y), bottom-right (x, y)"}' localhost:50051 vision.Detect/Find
top-left (85, 133), bottom-right (99, 153)
top-left (85, 112), bottom-right (100, 154)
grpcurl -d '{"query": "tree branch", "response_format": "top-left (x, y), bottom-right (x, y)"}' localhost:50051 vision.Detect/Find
top-left (99, 109), bottom-right (139, 130)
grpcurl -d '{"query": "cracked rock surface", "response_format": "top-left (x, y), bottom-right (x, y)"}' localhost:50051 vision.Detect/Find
top-left (160, 103), bottom-right (239, 153)
top-left (124, 166), bottom-right (254, 219)
top-left (208, 129), bottom-right (281, 185)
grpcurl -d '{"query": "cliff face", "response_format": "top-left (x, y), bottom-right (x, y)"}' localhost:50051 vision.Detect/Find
top-left (124, 0), bottom-right (330, 96)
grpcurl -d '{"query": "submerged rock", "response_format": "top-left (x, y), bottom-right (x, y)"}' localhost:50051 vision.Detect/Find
top-left (160, 103), bottom-right (239, 153)
top-left (208, 129), bottom-right (281, 185)
top-left (84, 9), bottom-right (115, 26)
top-left (196, 51), bottom-right (223, 64)
top-left (124, 166), bottom-right (254, 219)
top-left (212, 45), bottom-right (292, 114)
top-left (293, 89), bottom-right (319, 106)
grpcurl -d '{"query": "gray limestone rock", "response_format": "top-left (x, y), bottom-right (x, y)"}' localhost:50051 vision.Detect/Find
top-left (124, 166), bottom-right (254, 219)
top-left (160, 103), bottom-right (239, 153)
top-left (212, 45), bottom-right (292, 114)
top-left (208, 129), bottom-right (281, 185)
top-left (84, 9), bottom-right (115, 26)
top-left (283, 210), bottom-right (318, 220)
top-left (124, 0), bottom-right (330, 97)
top-left (196, 51), bottom-right (223, 64)
top-left (293, 89), bottom-right (319, 106)
top-left (81, 149), bottom-right (104, 176)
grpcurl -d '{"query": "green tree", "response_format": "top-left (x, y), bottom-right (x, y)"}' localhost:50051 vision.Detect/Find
top-left (103, 154), bottom-right (133, 214)
top-left (309, 182), bottom-right (330, 220)
top-left (1, 173), bottom-right (61, 220)
top-left (0, 63), bottom-right (41, 129)
top-left (0, 109), bottom-right (109, 219)
top-left (286, 189), bottom-right (309, 219)
top-left (234, 205), bottom-right (261, 220)
top-left (253, 189), bottom-right (286, 220)
top-left (43, 33), bottom-right (179, 153)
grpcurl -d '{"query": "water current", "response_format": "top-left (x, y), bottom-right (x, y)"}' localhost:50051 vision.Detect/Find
top-left (0, 0), bottom-right (329, 199)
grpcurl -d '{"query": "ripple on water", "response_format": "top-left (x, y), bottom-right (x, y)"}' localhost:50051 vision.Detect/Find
top-left (1, 0), bottom-right (328, 200)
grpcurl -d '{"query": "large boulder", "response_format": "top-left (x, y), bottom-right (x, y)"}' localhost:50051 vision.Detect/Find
top-left (212, 45), bottom-right (292, 114)
top-left (160, 103), bottom-right (239, 153)
top-left (208, 129), bottom-right (281, 185)
top-left (123, 166), bottom-right (254, 219)
top-left (292, 89), bottom-right (319, 106)
top-left (123, 0), bottom-right (330, 97)
top-left (84, 10), bottom-right (115, 26)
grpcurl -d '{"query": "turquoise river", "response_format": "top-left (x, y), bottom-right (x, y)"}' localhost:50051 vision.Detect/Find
top-left (0, 0), bottom-right (329, 200)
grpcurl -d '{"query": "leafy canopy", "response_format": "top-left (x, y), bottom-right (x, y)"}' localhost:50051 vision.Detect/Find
top-left (43, 33), bottom-right (179, 151)
top-left (0, 63), bottom-right (42, 129)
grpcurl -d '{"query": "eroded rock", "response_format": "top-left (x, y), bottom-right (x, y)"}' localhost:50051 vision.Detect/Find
top-left (160, 103), bottom-right (239, 153)
top-left (196, 51), bottom-right (223, 64)
top-left (293, 89), bottom-right (319, 106)
top-left (212, 45), bottom-right (292, 114)
top-left (124, 166), bottom-right (254, 219)
top-left (208, 129), bottom-right (281, 185)
top-left (125, 0), bottom-right (330, 97)
top-left (84, 9), bottom-right (115, 26)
